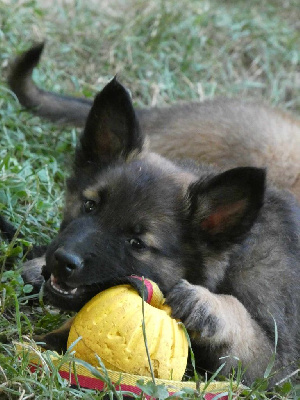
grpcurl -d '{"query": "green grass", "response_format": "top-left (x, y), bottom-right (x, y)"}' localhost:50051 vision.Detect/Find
top-left (0, 0), bottom-right (299, 398)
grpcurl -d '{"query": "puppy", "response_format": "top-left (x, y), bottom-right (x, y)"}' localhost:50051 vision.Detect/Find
top-left (5, 45), bottom-right (300, 386)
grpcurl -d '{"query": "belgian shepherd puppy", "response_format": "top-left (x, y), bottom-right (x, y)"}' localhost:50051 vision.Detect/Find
top-left (5, 45), bottom-right (300, 387)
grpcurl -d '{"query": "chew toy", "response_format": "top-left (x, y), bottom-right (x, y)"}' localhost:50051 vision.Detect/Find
top-left (67, 277), bottom-right (188, 381)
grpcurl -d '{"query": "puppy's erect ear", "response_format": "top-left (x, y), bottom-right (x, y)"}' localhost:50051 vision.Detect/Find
top-left (188, 167), bottom-right (265, 247)
top-left (75, 78), bottom-right (143, 167)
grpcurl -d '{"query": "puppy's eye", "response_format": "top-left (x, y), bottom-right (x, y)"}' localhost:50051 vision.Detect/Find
top-left (128, 238), bottom-right (146, 250)
top-left (83, 200), bottom-right (97, 213)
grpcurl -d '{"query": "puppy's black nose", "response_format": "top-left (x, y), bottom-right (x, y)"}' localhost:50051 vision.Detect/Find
top-left (54, 248), bottom-right (84, 276)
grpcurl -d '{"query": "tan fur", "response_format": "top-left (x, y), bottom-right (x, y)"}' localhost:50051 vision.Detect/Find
top-left (191, 287), bottom-right (272, 356)
top-left (82, 189), bottom-right (100, 202)
top-left (181, 280), bottom-right (275, 378)
top-left (8, 45), bottom-right (300, 200)
top-left (142, 232), bottom-right (162, 248)
top-left (34, 317), bottom-right (75, 351)
top-left (145, 100), bottom-right (300, 198)
top-left (45, 316), bottom-right (75, 335)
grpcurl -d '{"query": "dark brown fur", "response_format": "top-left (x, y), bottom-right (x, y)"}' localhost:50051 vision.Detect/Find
top-left (7, 46), bottom-right (300, 387)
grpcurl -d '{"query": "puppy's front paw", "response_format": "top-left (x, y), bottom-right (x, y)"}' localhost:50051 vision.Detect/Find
top-left (34, 332), bottom-right (67, 353)
top-left (166, 279), bottom-right (221, 339)
top-left (22, 256), bottom-right (45, 292)
top-left (34, 317), bottom-right (74, 353)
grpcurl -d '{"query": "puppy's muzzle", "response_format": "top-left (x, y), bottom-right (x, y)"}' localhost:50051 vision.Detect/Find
top-left (54, 247), bottom-right (84, 279)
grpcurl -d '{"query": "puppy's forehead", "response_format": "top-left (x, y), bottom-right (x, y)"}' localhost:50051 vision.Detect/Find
top-left (84, 154), bottom-right (195, 200)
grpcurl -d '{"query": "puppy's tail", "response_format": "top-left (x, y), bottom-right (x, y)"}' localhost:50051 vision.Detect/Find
top-left (8, 43), bottom-right (92, 126)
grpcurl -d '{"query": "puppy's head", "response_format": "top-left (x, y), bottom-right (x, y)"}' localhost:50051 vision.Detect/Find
top-left (43, 78), bottom-right (266, 311)
top-left (43, 78), bottom-right (189, 310)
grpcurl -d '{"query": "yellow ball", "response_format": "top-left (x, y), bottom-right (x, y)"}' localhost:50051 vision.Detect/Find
top-left (67, 283), bottom-right (188, 381)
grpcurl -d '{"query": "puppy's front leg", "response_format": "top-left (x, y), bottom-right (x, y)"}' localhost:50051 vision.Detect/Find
top-left (166, 280), bottom-right (274, 382)
top-left (22, 255), bottom-right (46, 292)
top-left (34, 317), bottom-right (75, 353)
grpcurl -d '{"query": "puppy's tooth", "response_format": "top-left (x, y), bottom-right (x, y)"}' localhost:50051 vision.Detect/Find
top-left (71, 288), bottom-right (77, 294)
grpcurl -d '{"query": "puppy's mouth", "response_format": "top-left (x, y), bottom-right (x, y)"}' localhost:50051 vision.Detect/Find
top-left (50, 275), bottom-right (84, 296)
top-left (44, 273), bottom-right (121, 311)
